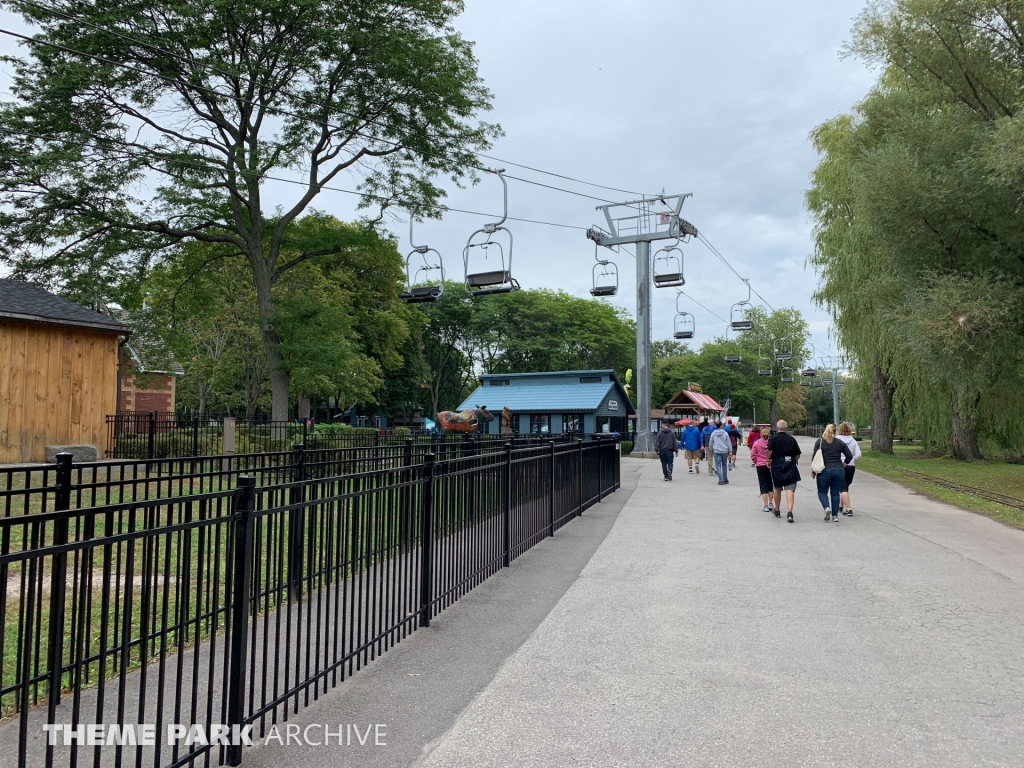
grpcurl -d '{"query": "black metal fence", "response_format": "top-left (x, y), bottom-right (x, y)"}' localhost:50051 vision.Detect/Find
top-left (2, 435), bottom-right (579, 520)
top-left (104, 412), bottom-right (574, 460)
top-left (0, 438), bottom-right (620, 768)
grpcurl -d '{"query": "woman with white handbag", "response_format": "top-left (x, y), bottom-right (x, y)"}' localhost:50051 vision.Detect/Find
top-left (810, 424), bottom-right (854, 523)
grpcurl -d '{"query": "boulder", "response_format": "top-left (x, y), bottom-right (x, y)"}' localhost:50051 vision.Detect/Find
top-left (45, 445), bottom-right (99, 463)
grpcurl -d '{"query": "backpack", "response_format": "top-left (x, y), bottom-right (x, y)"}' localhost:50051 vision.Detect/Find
top-left (811, 439), bottom-right (826, 474)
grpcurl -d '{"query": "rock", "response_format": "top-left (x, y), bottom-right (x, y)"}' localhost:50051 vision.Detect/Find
top-left (45, 445), bottom-right (99, 463)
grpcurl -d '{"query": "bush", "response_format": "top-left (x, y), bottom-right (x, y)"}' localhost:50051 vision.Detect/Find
top-left (393, 426), bottom-right (412, 437)
top-left (620, 441), bottom-right (634, 455)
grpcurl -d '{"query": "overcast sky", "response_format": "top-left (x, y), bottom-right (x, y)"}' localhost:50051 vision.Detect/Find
top-left (0, 0), bottom-right (879, 361)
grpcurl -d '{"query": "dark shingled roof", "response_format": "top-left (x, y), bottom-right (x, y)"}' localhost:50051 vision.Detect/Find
top-left (0, 279), bottom-right (128, 334)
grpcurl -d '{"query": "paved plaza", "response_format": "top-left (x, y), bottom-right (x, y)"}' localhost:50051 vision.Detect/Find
top-left (247, 442), bottom-right (1024, 768)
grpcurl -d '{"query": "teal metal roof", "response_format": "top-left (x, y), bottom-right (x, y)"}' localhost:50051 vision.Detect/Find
top-left (457, 379), bottom-right (635, 415)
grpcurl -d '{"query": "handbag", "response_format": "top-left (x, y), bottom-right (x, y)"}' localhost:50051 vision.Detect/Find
top-left (811, 439), bottom-right (826, 474)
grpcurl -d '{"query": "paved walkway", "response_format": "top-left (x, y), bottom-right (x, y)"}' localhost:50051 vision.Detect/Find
top-left (417, 445), bottom-right (1024, 767)
top-left (238, 443), bottom-right (1024, 767)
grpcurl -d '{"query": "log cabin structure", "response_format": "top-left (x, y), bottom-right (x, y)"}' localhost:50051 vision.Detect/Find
top-left (0, 279), bottom-right (129, 463)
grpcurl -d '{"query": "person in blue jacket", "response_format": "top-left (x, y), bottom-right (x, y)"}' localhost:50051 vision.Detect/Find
top-left (701, 421), bottom-right (717, 476)
top-left (679, 421), bottom-right (703, 474)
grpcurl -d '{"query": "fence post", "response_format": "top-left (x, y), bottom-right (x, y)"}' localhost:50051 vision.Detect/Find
top-left (288, 443), bottom-right (306, 602)
top-left (577, 439), bottom-right (584, 517)
top-left (191, 416), bottom-right (200, 458)
top-left (402, 438), bottom-right (413, 547)
top-left (147, 410), bottom-right (157, 459)
top-left (548, 440), bottom-right (556, 537)
top-left (45, 452), bottom-right (73, 711)
top-left (503, 442), bottom-right (512, 567)
top-left (227, 476), bottom-right (255, 766)
top-left (468, 436), bottom-right (475, 528)
top-left (418, 453), bottom-right (436, 628)
top-left (597, 439), bottom-right (604, 502)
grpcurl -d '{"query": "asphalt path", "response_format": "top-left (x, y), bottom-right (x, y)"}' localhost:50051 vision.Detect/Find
top-left (416, 443), bottom-right (1024, 767)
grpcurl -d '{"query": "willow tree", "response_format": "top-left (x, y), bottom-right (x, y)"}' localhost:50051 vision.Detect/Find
top-left (808, 0), bottom-right (1024, 458)
top-left (0, 0), bottom-right (497, 420)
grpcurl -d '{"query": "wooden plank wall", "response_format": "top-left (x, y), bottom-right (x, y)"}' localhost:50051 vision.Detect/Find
top-left (0, 321), bottom-right (119, 463)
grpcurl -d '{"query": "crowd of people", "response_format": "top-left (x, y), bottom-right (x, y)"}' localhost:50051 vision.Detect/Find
top-left (654, 417), bottom-right (862, 523)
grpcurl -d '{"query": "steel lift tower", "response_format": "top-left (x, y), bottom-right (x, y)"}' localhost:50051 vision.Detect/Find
top-left (588, 195), bottom-right (698, 454)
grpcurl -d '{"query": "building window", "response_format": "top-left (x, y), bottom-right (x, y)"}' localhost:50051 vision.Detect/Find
top-left (563, 414), bottom-right (584, 434)
top-left (579, 376), bottom-right (602, 384)
top-left (529, 414), bottom-right (550, 434)
top-left (490, 379), bottom-right (510, 387)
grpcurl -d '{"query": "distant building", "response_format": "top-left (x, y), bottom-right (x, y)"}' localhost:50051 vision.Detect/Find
top-left (107, 311), bottom-right (185, 413)
top-left (456, 370), bottom-right (635, 436)
top-left (0, 279), bottom-right (128, 462)
top-left (663, 389), bottom-right (725, 422)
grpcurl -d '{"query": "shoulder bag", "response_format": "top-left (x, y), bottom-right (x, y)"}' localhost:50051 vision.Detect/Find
top-left (811, 438), bottom-right (826, 474)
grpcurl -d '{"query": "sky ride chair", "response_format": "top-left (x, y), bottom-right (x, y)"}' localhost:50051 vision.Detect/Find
top-left (673, 292), bottom-right (694, 339)
top-left (775, 336), bottom-right (793, 362)
top-left (464, 169), bottom-right (520, 297)
top-left (674, 313), bottom-right (695, 340)
top-left (780, 365), bottom-right (794, 383)
top-left (399, 215), bottom-right (445, 304)
top-left (591, 248), bottom-right (619, 297)
top-left (757, 346), bottom-right (773, 376)
top-left (724, 325), bottom-right (742, 364)
top-left (652, 239), bottom-right (685, 288)
top-left (730, 279), bottom-right (754, 332)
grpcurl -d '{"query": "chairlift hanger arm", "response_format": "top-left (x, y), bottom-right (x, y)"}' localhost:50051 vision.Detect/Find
top-left (483, 168), bottom-right (508, 232)
top-left (409, 212), bottom-right (428, 253)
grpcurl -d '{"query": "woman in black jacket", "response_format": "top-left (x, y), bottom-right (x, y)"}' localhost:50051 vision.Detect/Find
top-left (811, 424), bottom-right (854, 522)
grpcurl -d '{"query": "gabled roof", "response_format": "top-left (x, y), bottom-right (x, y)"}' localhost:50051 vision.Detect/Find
top-left (457, 370), bottom-right (635, 415)
top-left (665, 389), bottom-right (725, 412)
top-left (0, 279), bottom-right (128, 335)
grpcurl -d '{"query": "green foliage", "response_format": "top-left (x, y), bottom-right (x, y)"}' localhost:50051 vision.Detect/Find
top-left (393, 426), bottom-right (412, 438)
top-left (140, 216), bottom-right (408, 417)
top-left (807, 0), bottom-right (1024, 459)
top-left (413, 282), bottom-right (636, 416)
top-left (652, 306), bottom-right (811, 423)
top-left (0, 0), bottom-right (496, 419)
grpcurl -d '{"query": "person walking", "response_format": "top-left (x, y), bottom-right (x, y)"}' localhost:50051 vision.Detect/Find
top-left (654, 420), bottom-right (679, 481)
top-left (747, 426), bottom-right (759, 466)
top-left (680, 420), bottom-right (703, 474)
top-left (724, 421), bottom-right (741, 468)
top-left (702, 420), bottom-right (717, 476)
top-left (709, 422), bottom-right (732, 484)
top-left (750, 427), bottom-right (774, 512)
top-left (766, 420), bottom-right (801, 523)
top-left (836, 422), bottom-right (862, 516)
top-left (810, 423), bottom-right (854, 522)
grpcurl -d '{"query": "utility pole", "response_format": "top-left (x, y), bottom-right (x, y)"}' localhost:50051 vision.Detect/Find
top-left (588, 194), bottom-right (697, 454)
top-left (832, 367), bottom-right (840, 425)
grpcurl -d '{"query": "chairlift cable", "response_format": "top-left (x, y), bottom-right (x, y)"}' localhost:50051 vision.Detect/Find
top-left (0, 124), bottom-right (592, 232)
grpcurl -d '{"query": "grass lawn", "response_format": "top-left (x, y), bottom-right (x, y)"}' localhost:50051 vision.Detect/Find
top-left (857, 444), bottom-right (1024, 530)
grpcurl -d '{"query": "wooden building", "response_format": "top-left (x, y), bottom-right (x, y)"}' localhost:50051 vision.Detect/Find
top-left (0, 280), bottom-right (128, 463)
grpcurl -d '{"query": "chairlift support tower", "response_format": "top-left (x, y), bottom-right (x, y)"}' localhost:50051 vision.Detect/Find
top-left (587, 193), bottom-right (697, 453)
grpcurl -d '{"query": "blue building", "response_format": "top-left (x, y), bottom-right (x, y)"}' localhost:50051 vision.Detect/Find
top-left (456, 370), bottom-right (635, 436)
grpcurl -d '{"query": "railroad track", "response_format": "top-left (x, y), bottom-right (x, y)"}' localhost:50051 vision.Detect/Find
top-left (897, 469), bottom-right (1024, 512)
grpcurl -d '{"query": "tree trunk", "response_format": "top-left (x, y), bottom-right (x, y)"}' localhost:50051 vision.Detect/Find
top-left (250, 256), bottom-right (290, 422)
top-left (949, 388), bottom-right (983, 461)
top-left (768, 397), bottom-right (777, 426)
top-left (871, 362), bottom-right (895, 454)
